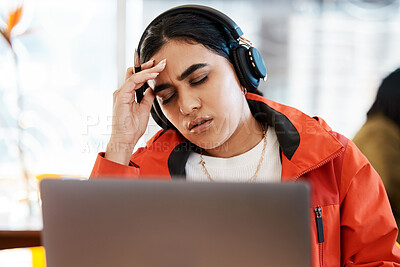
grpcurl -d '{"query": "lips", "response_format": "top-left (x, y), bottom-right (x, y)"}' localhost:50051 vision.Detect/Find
top-left (188, 117), bottom-right (213, 133)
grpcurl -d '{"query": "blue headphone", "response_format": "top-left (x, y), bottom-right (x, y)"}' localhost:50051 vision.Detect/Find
top-left (136, 5), bottom-right (267, 130)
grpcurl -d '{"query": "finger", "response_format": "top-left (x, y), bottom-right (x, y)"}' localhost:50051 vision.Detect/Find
top-left (113, 89), bottom-right (120, 104)
top-left (120, 72), bottom-right (159, 94)
top-left (147, 79), bottom-right (156, 90)
top-left (125, 67), bottom-right (134, 81)
top-left (139, 87), bottom-right (156, 113)
top-left (126, 59), bottom-right (162, 89)
top-left (119, 59), bottom-right (166, 95)
top-left (140, 59), bottom-right (155, 70)
top-left (134, 59), bottom-right (166, 77)
top-left (125, 59), bottom-right (166, 89)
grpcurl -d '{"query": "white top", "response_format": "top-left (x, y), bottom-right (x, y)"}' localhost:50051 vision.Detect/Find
top-left (185, 126), bottom-right (282, 183)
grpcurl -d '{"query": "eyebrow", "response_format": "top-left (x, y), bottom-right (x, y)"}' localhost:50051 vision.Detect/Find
top-left (153, 63), bottom-right (209, 93)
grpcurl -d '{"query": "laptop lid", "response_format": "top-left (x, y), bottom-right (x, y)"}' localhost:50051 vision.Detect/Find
top-left (41, 179), bottom-right (311, 267)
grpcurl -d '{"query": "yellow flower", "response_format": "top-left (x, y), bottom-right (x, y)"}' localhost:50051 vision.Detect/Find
top-left (1, 4), bottom-right (24, 47)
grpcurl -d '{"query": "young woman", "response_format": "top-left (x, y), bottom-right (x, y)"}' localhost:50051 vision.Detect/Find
top-left (91, 5), bottom-right (400, 266)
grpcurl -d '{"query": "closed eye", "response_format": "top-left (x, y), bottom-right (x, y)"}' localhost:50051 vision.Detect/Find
top-left (159, 92), bottom-right (176, 105)
top-left (159, 74), bottom-right (208, 105)
top-left (190, 75), bottom-right (208, 86)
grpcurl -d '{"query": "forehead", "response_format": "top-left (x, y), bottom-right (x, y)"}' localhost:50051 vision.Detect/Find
top-left (151, 40), bottom-right (220, 70)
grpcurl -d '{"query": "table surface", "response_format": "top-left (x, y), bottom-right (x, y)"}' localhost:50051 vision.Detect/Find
top-left (0, 200), bottom-right (43, 250)
top-left (0, 230), bottom-right (42, 250)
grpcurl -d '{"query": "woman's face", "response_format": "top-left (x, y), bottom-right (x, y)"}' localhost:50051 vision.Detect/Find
top-left (150, 40), bottom-right (250, 151)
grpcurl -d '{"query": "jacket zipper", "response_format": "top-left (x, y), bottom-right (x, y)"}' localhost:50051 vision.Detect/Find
top-left (293, 145), bottom-right (344, 266)
top-left (295, 147), bottom-right (344, 179)
top-left (315, 207), bottom-right (324, 267)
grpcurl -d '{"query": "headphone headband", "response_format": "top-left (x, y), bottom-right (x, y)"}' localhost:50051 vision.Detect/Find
top-left (137, 5), bottom-right (244, 56)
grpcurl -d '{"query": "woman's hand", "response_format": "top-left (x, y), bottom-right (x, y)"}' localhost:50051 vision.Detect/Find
top-left (105, 59), bottom-right (166, 165)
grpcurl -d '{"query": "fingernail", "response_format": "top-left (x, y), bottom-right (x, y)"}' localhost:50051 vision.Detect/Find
top-left (147, 79), bottom-right (156, 89)
top-left (159, 59), bottom-right (167, 65)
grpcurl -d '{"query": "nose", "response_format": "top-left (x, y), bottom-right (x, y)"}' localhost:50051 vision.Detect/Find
top-left (178, 92), bottom-right (201, 115)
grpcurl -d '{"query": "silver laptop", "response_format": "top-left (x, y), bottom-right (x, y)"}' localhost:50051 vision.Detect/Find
top-left (40, 179), bottom-right (311, 267)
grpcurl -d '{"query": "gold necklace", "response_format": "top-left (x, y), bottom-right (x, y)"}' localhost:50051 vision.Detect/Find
top-left (199, 126), bottom-right (267, 182)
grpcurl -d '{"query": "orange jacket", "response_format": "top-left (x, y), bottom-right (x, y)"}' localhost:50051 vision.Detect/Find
top-left (91, 93), bottom-right (400, 266)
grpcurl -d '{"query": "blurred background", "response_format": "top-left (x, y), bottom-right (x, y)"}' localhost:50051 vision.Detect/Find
top-left (0, 0), bottom-right (399, 265)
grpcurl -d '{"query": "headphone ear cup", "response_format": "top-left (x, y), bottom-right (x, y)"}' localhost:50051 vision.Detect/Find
top-left (151, 100), bottom-right (175, 130)
top-left (232, 45), bottom-right (260, 91)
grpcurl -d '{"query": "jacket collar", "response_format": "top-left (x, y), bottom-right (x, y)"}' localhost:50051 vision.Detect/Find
top-left (246, 94), bottom-right (344, 180)
top-left (166, 93), bottom-right (344, 180)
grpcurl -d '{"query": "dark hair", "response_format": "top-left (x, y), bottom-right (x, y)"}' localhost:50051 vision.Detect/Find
top-left (140, 13), bottom-right (263, 95)
top-left (367, 68), bottom-right (400, 127)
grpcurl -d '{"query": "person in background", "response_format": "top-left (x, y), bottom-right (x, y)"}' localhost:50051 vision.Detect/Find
top-left (353, 68), bottom-right (400, 241)
top-left (90, 5), bottom-right (400, 265)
